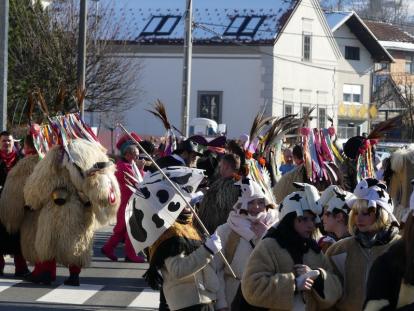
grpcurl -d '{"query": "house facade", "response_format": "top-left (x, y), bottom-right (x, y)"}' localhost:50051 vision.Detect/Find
top-left (103, 0), bottom-right (341, 138)
top-left (325, 12), bottom-right (393, 139)
top-left (364, 20), bottom-right (414, 130)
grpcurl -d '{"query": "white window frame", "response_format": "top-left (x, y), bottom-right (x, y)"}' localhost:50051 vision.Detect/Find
top-left (302, 32), bottom-right (312, 62)
top-left (343, 84), bottom-right (362, 105)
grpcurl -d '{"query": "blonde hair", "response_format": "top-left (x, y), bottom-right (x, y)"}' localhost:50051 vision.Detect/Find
top-left (348, 199), bottom-right (391, 235)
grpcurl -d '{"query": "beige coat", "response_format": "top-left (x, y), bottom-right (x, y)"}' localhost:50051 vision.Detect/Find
top-left (325, 235), bottom-right (400, 311)
top-left (215, 223), bottom-right (260, 309)
top-left (162, 245), bottom-right (219, 311)
top-left (242, 237), bottom-right (342, 311)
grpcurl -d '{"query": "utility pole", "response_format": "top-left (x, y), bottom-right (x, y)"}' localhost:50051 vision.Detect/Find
top-left (0, 0), bottom-right (9, 130)
top-left (181, 0), bottom-right (193, 137)
top-left (78, 0), bottom-right (87, 120)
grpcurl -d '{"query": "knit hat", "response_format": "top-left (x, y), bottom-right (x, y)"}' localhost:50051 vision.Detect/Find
top-left (279, 182), bottom-right (322, 222)
top-left (116, 132), bottom-right (141, 155)
top-left (233, 178), bottom-right (268, 211)
top-left (352, 178), bottom-right (397, 223)
top-left (318, 185), bottom-right (355, 214)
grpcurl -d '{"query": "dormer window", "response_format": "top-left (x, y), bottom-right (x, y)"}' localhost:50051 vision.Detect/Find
top-left (141, 16), bottom-right (181, 36)
top-left (223, 16), bottom-right (265, 36)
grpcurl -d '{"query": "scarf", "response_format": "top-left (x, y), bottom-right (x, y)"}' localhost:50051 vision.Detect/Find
top-left (144, 218), bottom-right (202, 290)
top-left (227, 209), bottom-right (279, 241)
top-left (355, 225), bottom-right (399, 249)
top-left (0, 149), bottom-right (17, 171)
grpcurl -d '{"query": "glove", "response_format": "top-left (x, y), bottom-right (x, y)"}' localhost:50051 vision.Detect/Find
top-left (295, 270), bottom-right (320, 291)
top-left (204, 233), bottom-right (222, 254)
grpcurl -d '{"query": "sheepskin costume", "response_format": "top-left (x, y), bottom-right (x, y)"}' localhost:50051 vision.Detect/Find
top-left (22, 139), bottom-right (120, 284)
top-left (0, 154), bottom-right (40, 234)
top-left (387, 145), bottom-right (414, 223)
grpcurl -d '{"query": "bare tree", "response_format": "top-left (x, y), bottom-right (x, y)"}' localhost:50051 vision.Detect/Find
top-left (8, 0), bottom-right (143, 127)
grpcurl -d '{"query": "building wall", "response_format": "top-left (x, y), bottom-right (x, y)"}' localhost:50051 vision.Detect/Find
top-left (333, 23), bottom-right (375, 135)
top-left (273, 0), bottom-right (339, 129)
top-left (115, 46), bottom-right (265, 138)
top-left (389, 50), bottom-right (414, 85)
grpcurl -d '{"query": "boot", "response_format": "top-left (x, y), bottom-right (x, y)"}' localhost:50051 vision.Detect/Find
top-left (14, 254), bottom-right (30, 277)
top-left (25, 271), bottom-right (52, 285)
top-left (63, 273), bottom-right (80, 286)
top-left (101, 246), bottom-right (118, 262)
top-left (64, 265), bottom-right (80, 286)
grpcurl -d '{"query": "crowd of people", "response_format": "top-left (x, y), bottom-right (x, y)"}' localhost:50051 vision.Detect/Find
top-left (0, 123), bottom-right (413, 311)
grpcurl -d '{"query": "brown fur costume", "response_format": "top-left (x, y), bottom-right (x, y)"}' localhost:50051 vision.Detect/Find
top-left (22, 139), bottom-right (120, 267)
top-left (196, 177), bottom-right (240, 234)
top-left (0, 154), bottom-right (40, 234)
top-left (273, 165), bottom-right (306, 203)
top-left (387, 146), bottom-right (414, 222)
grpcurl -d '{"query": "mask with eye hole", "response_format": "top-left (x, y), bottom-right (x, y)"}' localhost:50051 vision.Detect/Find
top-left (61, 139), bottom-right (121, 225)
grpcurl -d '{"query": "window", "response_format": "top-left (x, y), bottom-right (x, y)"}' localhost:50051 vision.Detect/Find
top-left (223, 16), bottom-right (265, 36)
top-left (406, 55), bottom-right (414, 74)
top-left (318, 108), bottom-right (326, 129)
top-left (283, 88), bottom-right (295, 116)
top-left (197, 91), bottom-right (222, 122)
top-left (343, 84), bottom-right (362, 104)
top-left (141, 16), bottom-right (181, 36)
top-left (345, 46), bottom-right (360, 60)
top-left (300, 89), bottom-right (312, 117)
top-left (303, 33), bottom-right (312, 61)
top-left (284, 104), bottom-right (293, 116)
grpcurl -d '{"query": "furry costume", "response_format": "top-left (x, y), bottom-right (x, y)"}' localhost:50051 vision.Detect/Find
top-left (0, 154), bottom-right (40, 234)
top-left (387, 146), bottom-right (414, 222)
top-left (364, 240), bottom-right (414, 311)
top-left (22, 139), bottom-right (120, 279)
top-left (196, 176), bottom-right (240, 234)
top-left (273, 165), bottom-right (306, 203)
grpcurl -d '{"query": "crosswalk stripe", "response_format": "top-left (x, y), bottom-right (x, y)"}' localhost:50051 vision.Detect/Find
top-left (128, 288), bottom-right (159, 309)
top-left (36, 284), bottom-right (103, 305)
top-left (0, 278), bottom-right (22, 293)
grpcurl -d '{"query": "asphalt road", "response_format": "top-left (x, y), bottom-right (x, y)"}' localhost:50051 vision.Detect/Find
top-left (0, 226), bottom-right (158, 311)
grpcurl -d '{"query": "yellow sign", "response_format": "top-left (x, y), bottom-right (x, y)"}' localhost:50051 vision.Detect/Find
top-left (359, 105), bottom-right (368, 118)
top-left (349, 105), bottom-right (357, 118)
top-left (338, 102), bottom-right (347, 116)
top-left (369, 105), bottom-right (378, 118)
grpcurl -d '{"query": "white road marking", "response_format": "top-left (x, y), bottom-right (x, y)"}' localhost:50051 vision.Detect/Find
top-left (128, 288), bottom-right (159, 309)
top-left (37, 284), bottom-right (103, 305)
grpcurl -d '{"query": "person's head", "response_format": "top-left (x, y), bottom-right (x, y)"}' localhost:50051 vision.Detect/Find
top-left (294, 210), bottom-right (317, 239)
top-left (176, 139), bottom-right (203, 167)
top-left (279, 183), bottom-right (322, 238)
top-left (0, 131), bottom-right (13, 154)
top-left (233, 178), bottom-right (270, 220)
top-left (292, 145), bottom-right (304, 165)
top-left (23, 135), bottom-right (37, 155)
top-left (123, 145), bottom-right (139, 163)
top-left (348, 199), bottom-right (390, 234)
top-left (318, 185), bottom-right (353, 234)
top-left (283, 148), bottom-right (293, 164)
top-left (139, 140), bottom-right (155, 158)
top-left (219, 153), bottom-right (240, 178)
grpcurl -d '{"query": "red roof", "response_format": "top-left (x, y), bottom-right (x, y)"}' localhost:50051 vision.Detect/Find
top-left (363, 20), bottom-right (414, 43)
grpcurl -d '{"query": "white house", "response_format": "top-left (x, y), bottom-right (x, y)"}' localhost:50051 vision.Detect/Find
top-left (325, 11), bottom-right (393, 139)
top-left (103, 0), bottom-right (342, 138)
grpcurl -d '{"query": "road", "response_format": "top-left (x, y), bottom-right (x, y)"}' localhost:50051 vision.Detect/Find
top-left (0, 226), bottom-right (159, 311)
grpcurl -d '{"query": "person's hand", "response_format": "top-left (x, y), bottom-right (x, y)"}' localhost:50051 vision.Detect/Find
top-left (293, 264), bottom-right (312, 276)
top-left (295, 269), bottom-right (320, 291)
top-left (204, 233), bottom-right (222, 254)
top-left (295, 274), bottom-right (314, 291)
top-left (250, 221), bottom-right (268, 238)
